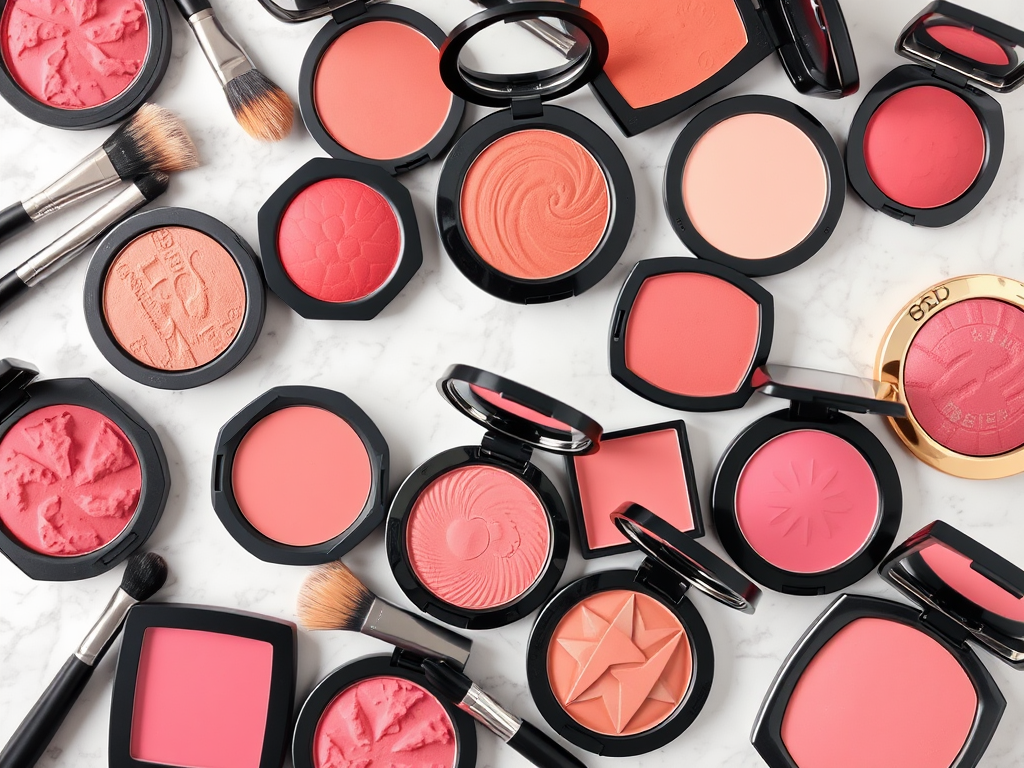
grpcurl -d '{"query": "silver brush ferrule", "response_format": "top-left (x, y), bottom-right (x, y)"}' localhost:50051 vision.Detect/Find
top-left (460, 683), bottom-right (522, 742)
top-left (75, 588), bottom-right (138, 666)
top-left (188, 8), bottom-right (255, 86)
top-left (359, 598), bottom-right (473, 669)
top-left (21, 148), bottom-right (120, 220)
top-left (16, 183), bottom-right (149, 286)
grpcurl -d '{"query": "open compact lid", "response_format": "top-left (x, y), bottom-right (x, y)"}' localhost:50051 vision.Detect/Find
top-left (763, 0), bottom-right (859, 97)
top-left (256, 0), bottom-right (370, 23)
top-left (438, 1), bottom-right (608, 109)
top-left (880, 520), bottom-right (1024, 667)
top-left (613, 503), bottom-right (761, 615)
top-left (756, 364), bottom-right (906, 417)
top-left (438, 364), bottom-right (602, 455)
top-left (898, 1), bottom-right (1024, 93)
top-left (0, 359), bottom-right (42, 421)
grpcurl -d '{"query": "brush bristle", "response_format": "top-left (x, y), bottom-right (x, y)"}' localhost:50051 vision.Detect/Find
top-left (103, 104), bottom-right (200, 179)
top-left (120, 552), bottom-right (168, 601)
top-left (296, 561), bottom-right (374, 631)
top-left (133, 171), bottom-right (171, 202)
top-left (226, 69), bottom-right (294, 142)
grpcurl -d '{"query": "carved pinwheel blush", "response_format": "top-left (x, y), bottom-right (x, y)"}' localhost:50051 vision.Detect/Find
top-left (258, 159), bottom-right (422, 320)
top-left (0, 359), bottom-right (169, 581)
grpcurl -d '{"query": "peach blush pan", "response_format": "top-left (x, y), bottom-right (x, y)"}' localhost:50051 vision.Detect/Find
top-left (664, 95), bottom-right (845, 277)
top-left (752, 520), bottom-right (1024, 768)
top-left (85, 208), bottom-right (266, 391)
top-left (386, 364), bottom-right (601, 629)
top-left (109, 604), bottom-right (296, 768)
top-left (212, 386), bottom-right (389, 565)
top-left (0, 359), bottom-right (168, 582)
top-left (526, 504), bottom-right (760, 756)
top-left (566, 422), bottom-right (704, 559)
top-left (435, 2), bottom-right (634, 304)
top-left (845, 2), bottom-right (1024, 227)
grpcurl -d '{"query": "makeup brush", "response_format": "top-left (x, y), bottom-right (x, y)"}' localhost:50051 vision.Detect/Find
top-left (297, 561), bottom-right (473, 668)
top-left (0, 105), bottom-right (196, 245)
top-left (0, 173), bottom-right (170, 314)
top-left (0, 553), bottom-right (168, 768)
top-left (171, 0), bottom-right (294, 142)
top-left (422, 658), bottom-right (587, 768)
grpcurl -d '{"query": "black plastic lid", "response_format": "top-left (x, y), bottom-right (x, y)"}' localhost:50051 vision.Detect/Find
top-left (255, 0), bottom-right (368, 22)
top-left (438, 1), bottom-right (608, 108)
top-left (898, 1), bottom-right (1024, 92)
top-left (757, 364), bottom-right (906, 417)
top-left (438, 364), bottom-right (601, 455)
top-left (613, 503), bottom-right (760, 614)
top-left (763, 0), bottom-right (860, 97)
top-left (0, 359), bottom-right (41, 420)
top-left (880, 520), bottom-right (1024, 667)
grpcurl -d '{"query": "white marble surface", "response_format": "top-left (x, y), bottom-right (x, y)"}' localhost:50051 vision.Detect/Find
top-left (3, 0), bottom-right (1024, 765)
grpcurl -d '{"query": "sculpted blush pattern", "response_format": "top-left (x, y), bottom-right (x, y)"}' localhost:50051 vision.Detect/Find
top-left (313, 677), bottom-right (456, 768)
top-left (0, 404), bottom-right (141, 556)
top-left (0, 0), bottom-right (149, 109)
top-left (904, 298), bottom-right (1024, 456)
top-left (277, 178), bottom-right (402, 303)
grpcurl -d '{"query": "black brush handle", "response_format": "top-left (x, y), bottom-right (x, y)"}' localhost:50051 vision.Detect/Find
top-left (0, 656), bottom-right (94, 768)
top-left (0, 202), bottom-right (31, 245)
top-left (172, 0), bottom-right (212, 19)
top-left (0, 271), bottom-right (28, 313)
top-left (507, 722), bottom-right (587, 768)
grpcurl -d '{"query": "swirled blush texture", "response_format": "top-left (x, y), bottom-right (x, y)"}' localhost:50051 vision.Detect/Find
top-left (0, 404), bottom-right (141, 555)
top-left (405, 464), bottom-right (550, 610)
top-left (904, 298), bottom-right (1024, 456)
top-left (461, 130), bottom-right (609, 280)
top-left (1, 0), bottom-right (150, 109)
top-left (277, 178), bottom-right (402, 303)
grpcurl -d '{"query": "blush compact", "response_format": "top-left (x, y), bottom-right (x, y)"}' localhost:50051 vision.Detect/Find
top-left (0, 359), bottom-right (169, 581)
top-left (752, 520), bottom-right (1024, 768)
top-left (527, 503), bottom-right (760, 756)
top-left (85, 208), bottom-right (267, 390)
top-left (565, 420), bottom-right (703, 560)
top-left (0, 0), bottom-right (171, 129)
top-left (876, 274), bottom-right (1024, 479)
top-left (434, 2), bottom-right (634, 304)
top-left (386, 364), bottom-right (601, 629)
top-left (212, 385), bottom-right (389, 565)
top-left (292, 654), bottom-right (477, 768)
top-left (846, 1), bottom-right (1024, 226)
top-left (256, 0), bottom-right (464, 175)
top-left (664, 95), bottom-right (845, 277)
top-left (710, 365), bottom-right (904, 596)
top-left (258, 158), bottom-right (422, 320)
top-left (109, 603), bottom-right (297, 768)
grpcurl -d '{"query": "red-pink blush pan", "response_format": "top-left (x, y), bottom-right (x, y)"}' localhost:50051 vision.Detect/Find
top-left (926, 24), bottom-right (1010, 66)
top-left (919, 543), bottom-right (1024, 622)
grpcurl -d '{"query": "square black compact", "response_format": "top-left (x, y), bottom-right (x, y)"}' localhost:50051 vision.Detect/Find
top-left (256, 0), bottom-right (465, 175)
top-left (386, 364), bottom-right (602, 629)
top-left (109, 603), bottom-right (297, 768)
top-left (434, 1), bottom-right (635, 304)
top-left (752, 520), bottom-right (1024, 768)
top-left (0, 359), bottom-right (168, 581)
top-left (526, 503), bottom-right (760, 756)
top-left (846, 1), bottom-right (1024, 227)
top-left (212, 385), bottom-right (389, 565)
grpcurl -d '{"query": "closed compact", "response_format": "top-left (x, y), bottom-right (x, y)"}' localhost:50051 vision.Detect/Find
top-left (711, 365), bottom-right (904, 595)
top-left (752, 520), bottom-right (1024, 768)
top-left (527, 504), bottom-right (760, 756)
top-left (876, 274), bottom-right (1024, 479)
top-left (109, 603), bottom-right (297, 768)
top-left (293, 654), bottom-right (477, 768)
top-left (85, 208), bottom-right (267, 390)
top-left (256, 0), bottom-right (464, 175)
top-left (0, 359), bottom-right (168, 581)
top-left (664, 95), bottom-right (845, 277)
top-left (435, 2), bottom-right (634, 304)
top-left (0, 0), bottom-right (171, 129)
top-left (212, 385), bottom-right (388, 565)
top-left (387, 364), bottom-right (601, 629)
top-left (258, 158), bottom-right (422, 320)
top-left (846, 2), bottom-right (1024, 226)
